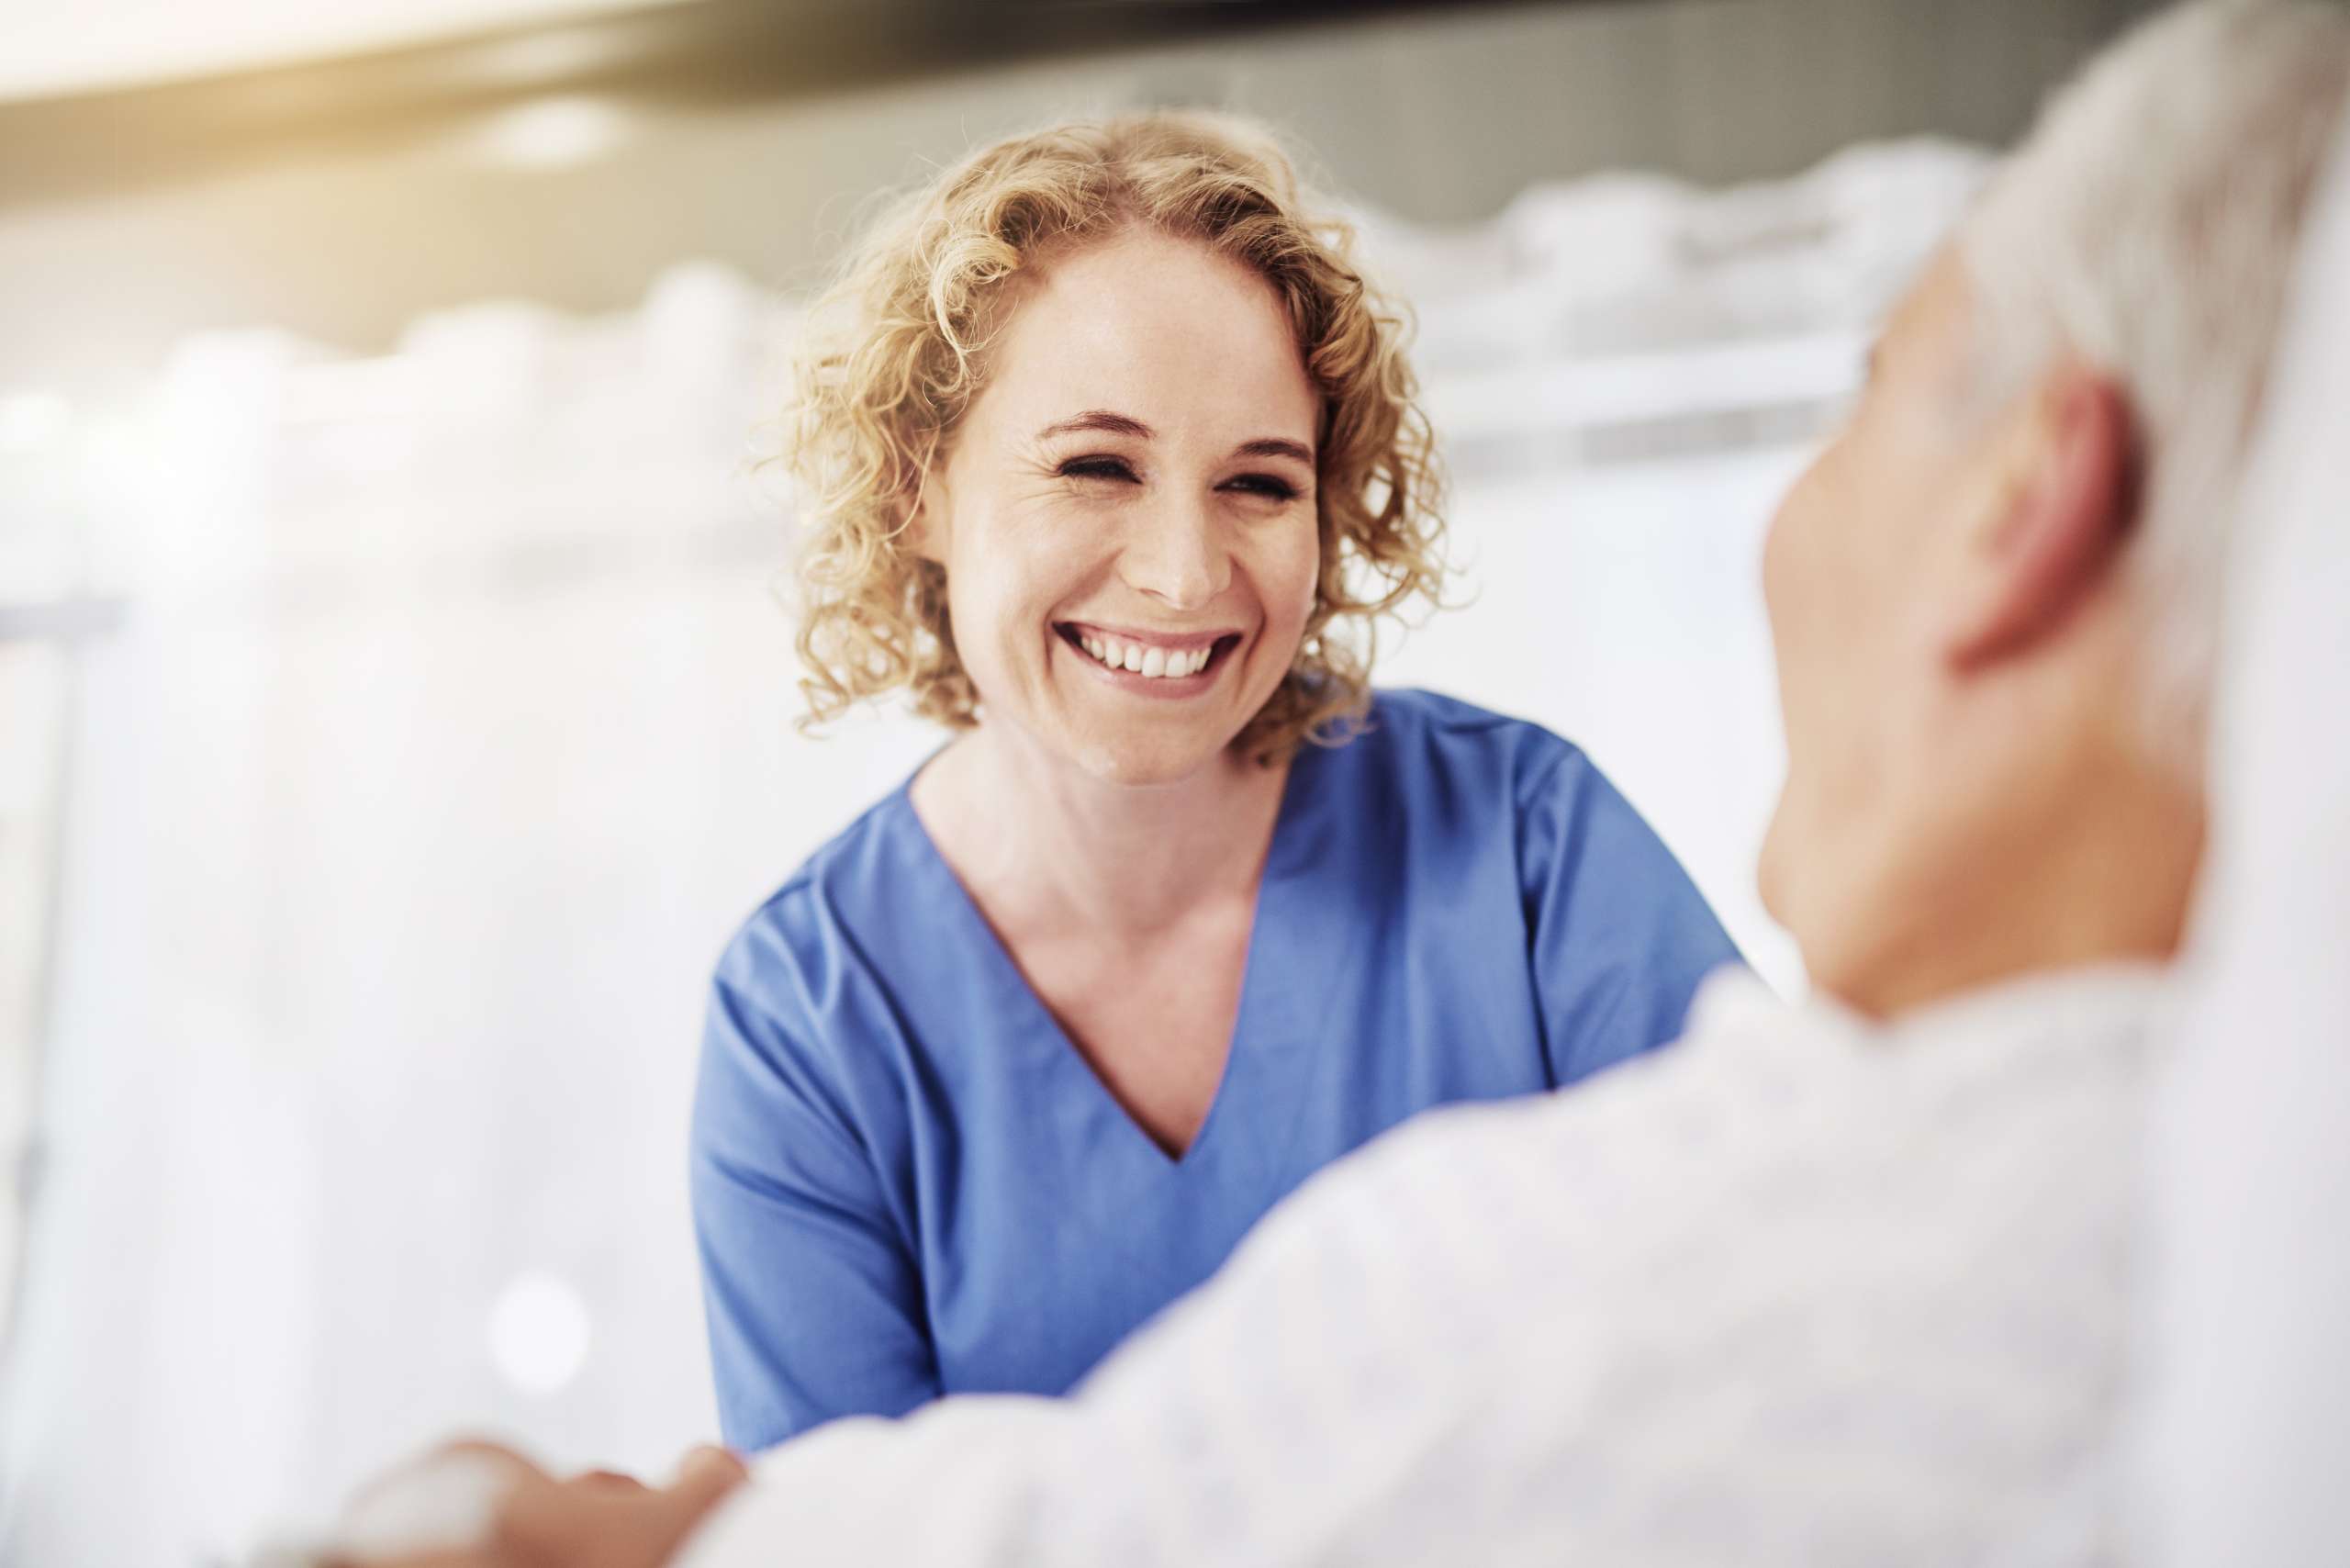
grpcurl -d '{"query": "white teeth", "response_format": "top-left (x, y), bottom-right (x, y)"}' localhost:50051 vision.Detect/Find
top-left (1069, 633), bottom-right (1217, 678)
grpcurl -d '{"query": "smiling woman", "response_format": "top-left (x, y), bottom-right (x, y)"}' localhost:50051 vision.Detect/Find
top-left (784, 113), bottom-right (1442, 761)
top-left (908, 225), bottom-right (1329, 797)
top-left (690, 111), bottom-right (1741, 1452)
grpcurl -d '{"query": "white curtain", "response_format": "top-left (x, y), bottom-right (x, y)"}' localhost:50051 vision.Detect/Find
top-left (0, 141), bottom-right (1980, 1567)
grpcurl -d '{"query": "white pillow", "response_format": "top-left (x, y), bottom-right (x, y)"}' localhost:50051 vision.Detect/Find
top-left (2132, 118), bottom-right (2350, 1566)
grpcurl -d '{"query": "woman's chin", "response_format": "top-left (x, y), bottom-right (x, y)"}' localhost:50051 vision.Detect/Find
top-left (1057, 717), bottom-right (1243, 790)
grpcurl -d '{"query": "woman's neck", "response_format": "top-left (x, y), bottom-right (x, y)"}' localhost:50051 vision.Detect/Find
top-left (910, 722), bottom-right (1292, 942)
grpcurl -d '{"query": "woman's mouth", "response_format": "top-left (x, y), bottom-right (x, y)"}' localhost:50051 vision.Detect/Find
top-left (1054, 623), bottom-right (1240, 689)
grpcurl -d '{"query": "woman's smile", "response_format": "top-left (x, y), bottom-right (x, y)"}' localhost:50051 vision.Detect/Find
top-left (1054, 621), bottom-right (1244, 696)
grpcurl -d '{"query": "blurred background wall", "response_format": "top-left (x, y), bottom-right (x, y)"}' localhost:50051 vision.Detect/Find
top-left (1, 0), bottom-right (2165, 394)
top-left (0, 2), bottom-right (2167, 1563)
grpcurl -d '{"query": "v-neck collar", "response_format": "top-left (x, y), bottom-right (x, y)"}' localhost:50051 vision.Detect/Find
top-left (887, 741), bottom-right (1335, 1171)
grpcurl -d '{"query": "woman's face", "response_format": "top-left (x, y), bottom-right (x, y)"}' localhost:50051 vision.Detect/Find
top-left (914, 226), bottom-right (1324, 786)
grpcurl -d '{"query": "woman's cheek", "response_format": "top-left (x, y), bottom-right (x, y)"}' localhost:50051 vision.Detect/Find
top-left (941, 562), bottom-right (1022, 708)
top-left (1271, 516), bottom-right (1324, 637)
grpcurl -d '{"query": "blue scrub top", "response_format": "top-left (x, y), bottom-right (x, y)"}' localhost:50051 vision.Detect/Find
top-left (691, 689), bottom-right (1739, 1451)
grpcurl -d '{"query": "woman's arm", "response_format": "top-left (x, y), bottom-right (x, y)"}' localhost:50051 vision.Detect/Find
top-left (690, 963), bottom-right (941, 1450)
top-left (1518, 745), bottom-right (1742, 1084)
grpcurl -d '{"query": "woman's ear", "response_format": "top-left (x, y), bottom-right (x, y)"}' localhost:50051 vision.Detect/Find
top-left (1941, 364), bottom-right (2134, 672)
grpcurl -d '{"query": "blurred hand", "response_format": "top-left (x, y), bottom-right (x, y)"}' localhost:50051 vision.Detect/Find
top-left (326, 1439), bottom-right (748, 1568)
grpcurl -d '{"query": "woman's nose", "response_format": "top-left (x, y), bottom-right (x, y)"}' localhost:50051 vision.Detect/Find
top-left (1118, 497), bottom-right (1231, 610)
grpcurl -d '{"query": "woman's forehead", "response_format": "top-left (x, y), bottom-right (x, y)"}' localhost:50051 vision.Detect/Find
top-left (979, 230), bottom-right (1315, 433)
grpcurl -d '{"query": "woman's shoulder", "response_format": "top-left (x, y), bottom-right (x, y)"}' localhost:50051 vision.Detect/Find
top-left (1342, 688), bottom-right (1595, 801)
top-left (711, 786), bottom-right (926, 1003)
top-left (699, 787), bottom-right (953, 1118)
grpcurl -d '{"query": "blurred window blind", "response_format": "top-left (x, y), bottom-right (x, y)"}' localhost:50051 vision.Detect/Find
top-left (0, 385), bottom-right (115, 1356)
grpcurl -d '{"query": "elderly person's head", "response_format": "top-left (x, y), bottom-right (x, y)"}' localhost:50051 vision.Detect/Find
top-left (782, 112), bottom-right (1444, 783)
top-left (1760, 0), bottom-right (2350, 1015)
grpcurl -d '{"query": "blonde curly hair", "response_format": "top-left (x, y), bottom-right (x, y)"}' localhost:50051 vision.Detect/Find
top-left (783, 109), bottom-right (1448, 761)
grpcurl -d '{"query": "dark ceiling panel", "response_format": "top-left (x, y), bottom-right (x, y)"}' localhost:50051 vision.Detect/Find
top-left (0, 0), bottom-right (1610, 207)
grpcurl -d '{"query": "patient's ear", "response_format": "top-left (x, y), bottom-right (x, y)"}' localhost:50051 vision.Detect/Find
top-left (1942, 365), bottom-right (2134, 671)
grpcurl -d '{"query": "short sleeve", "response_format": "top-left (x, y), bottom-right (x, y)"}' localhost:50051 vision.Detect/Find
top-left (689, 938), bottom-right (941, 1450)
top-left (1518, 747), bottom-right (1741, 1085)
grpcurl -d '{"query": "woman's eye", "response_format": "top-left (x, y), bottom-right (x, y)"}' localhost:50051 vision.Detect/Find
top-left (1058, 456), bottom-right (1139, 484)
top-left (1223, 473), bottom-right (1301, 502)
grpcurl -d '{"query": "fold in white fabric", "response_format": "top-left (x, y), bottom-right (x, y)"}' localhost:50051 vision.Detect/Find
top-left (679, 965), bottom-right (2163, 1568)
top-left (2132, 118), bottom-right (2350, 1568)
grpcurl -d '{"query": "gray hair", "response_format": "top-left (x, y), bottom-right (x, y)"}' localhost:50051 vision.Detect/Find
top-left (1960, 0), bottom-right (2350, 769)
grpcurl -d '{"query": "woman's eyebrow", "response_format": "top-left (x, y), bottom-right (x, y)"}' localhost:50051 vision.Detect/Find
top-left (1035, 410), bottom-right (1153, 442)
top-left (1235, 437), bottom-right (1314, 465)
